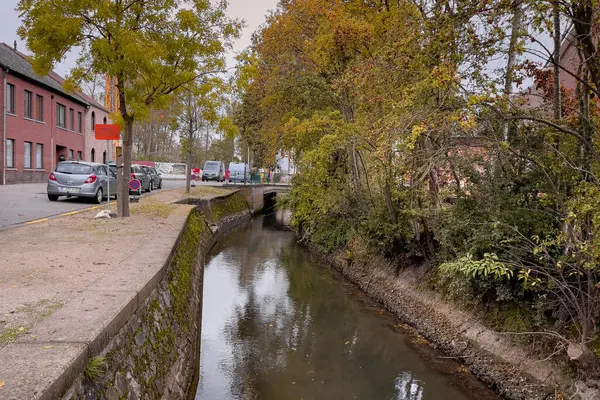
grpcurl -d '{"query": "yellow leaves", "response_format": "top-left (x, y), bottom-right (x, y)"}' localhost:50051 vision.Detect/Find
top-left (458, 114), bottom-right (476, 131)
top-left (431, 63), bottom-right (457, 89)
top-left (218, 117), bottom-right (240, 139)
top-left (411, 123), bottom-right (426, 138)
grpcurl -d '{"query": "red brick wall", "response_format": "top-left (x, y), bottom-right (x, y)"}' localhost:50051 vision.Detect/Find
top-left (1, 73), bottom-right (86, 184)
top-left (85, 106), bottom-right (114, 163)
top-left (0, 72), bottom-right (4, 184)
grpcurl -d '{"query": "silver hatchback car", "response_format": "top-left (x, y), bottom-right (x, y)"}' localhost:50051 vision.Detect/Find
top-left (47, 161), bottom-right (117, 203)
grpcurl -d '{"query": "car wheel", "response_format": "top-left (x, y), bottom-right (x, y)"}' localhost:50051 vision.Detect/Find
top-left (158, 181), bottom-right (162, 189)
top-left (150, 181), bottom-right (154, 191)
top-left (48, 194), bottom-right (59, 201)
top-left (94, 188), bottom-right (103, 204)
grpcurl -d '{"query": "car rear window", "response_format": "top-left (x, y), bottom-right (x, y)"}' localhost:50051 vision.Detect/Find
top-left (56, 163), bottom-right (93, 174)
top-left (205, 162), bottom-right (220, 169)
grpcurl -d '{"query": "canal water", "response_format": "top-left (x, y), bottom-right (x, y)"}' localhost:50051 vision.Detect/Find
top-left (196, 212), bottom-right (496, 400)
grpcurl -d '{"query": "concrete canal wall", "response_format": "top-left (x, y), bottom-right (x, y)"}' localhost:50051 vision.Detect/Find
top-left (62, 191), bottom-right (251, 399)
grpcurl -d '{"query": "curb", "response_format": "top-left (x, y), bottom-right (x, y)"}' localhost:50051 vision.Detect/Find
top-left (0, 188), bottom-right (168, 232)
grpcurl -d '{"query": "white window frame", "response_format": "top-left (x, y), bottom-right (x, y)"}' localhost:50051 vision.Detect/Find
top-left (24, 141), bottom-right (32, 169)
top-left (36, 143), bottom-right (43, 169)
top-left (6, 139), bottom-right (14, 168)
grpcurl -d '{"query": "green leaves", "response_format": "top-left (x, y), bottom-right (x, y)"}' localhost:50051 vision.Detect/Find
top-left (440, 253), bottom-right (513, 280)
top-left (18, 0), bottom-right (241, 121)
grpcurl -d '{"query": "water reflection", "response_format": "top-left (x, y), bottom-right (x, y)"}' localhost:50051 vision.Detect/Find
top-left (196, 217), bottom-right (495, 400)
top-left (394, 372), bottom-right (424, 400)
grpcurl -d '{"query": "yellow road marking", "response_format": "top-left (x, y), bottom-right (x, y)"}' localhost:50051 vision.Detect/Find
top-left (16, 201), bottom-right (119, 228)
top-left (61, 210), bottom-right (82, 216)
top-left (25, 218), bottom-right (49, 225)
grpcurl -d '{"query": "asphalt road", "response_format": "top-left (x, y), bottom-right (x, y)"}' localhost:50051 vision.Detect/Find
top-left (0, 180), bottom-right (218, 228)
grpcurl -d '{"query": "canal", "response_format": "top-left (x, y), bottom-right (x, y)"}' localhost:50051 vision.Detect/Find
top-left (196, 212), bottom-right (497, 400)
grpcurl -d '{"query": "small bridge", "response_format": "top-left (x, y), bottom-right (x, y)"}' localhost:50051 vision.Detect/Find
top-left (224, 183), bottom-right (291, 214)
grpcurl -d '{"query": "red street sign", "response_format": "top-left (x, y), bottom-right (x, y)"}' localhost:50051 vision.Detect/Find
top-left (95, 124), bottom-right (120, 140)
top-left (192, 168), bottom-right (200, 175)
top-left (129, 179), bottom-right (141, 191)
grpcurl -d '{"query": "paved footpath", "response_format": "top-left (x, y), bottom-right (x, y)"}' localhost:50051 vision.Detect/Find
top-left (0, 185), bottom-right (231, 400)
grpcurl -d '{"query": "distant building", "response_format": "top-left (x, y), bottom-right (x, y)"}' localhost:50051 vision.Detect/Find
top-left (521, 26), bottom-right (583, 111)
top-left (0, 42), bottom-right (87, 184)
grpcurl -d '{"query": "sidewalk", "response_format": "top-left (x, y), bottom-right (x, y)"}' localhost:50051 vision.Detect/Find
top-left (0, 186), bottom-right (231, 399)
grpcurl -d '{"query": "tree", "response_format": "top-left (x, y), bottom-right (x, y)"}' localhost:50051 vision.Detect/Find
top-left (18, 0), bottom-right (240, 216)
top-left (173, 78), bottom-right (237, 193)
top-left (236, 0), bottom-right (600, 375)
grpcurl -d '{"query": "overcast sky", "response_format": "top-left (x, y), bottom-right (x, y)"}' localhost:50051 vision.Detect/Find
top-left (1, 0), bottom-right (278, 76)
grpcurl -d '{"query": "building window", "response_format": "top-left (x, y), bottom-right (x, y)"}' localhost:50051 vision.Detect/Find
top-left (24, 142), bottom-right (32, 169)
top-left (36, 144), bottom-right (43, 169)
top-left (103, 116), bottom-right (107, 124)
top-left (56, 103), bottom-right (66, 128)
top-left (103, 151), bottom-right (107, 164)
top-left (68, 149), bottom-right (74, 160)
top-left (6, 139), bottom-right (14, 168)
top-left (69, 108), bottom-right (74, 130)
top-left (24, 90), bottom-right (32, 119)
top-left (36, 95), bottom-right (43, 121)
top-left (77, 112), bottom-right (82, 133)
top-left (91, 148), bottom-right (95, 162)
top-left (91, 111), bottom-right (95, 131)
top-left (7, 84), bottom-right (15, 114)
top-left (77, 150), bottom-right (82, 160)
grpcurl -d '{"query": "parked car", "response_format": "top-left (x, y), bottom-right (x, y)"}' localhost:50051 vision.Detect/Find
top-left (228, 162), bottom-right (250, 183)
top-left (202, 161), bottom-right (225, 182)
top-left (141, 166), bottom-right (162, 191)
top-left (130, 164), bottom-right (152, 195)
top-left (47, 161), bottom-right (116, 204)
top-left (148, 167), bottom-right (162, 189)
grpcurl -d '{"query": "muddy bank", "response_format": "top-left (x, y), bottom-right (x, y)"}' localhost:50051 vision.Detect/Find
top-left (310, 244), bottom-right (598, 400)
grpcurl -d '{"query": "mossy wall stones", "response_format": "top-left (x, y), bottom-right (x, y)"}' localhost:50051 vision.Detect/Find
top-left (63, 194), bottom-right (251, 400)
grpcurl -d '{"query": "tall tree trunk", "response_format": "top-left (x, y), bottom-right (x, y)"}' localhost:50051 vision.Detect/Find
top-left (116, 77), bottom-right (132, 218)
top-left (185, 113), bottom-right (194, 194)
top-left (571, 0), bottom-right (600, 95)
top-left (553, 0), bottom-right (562, 121)
top-left (119, 118), bottom-right (133, 217)
top-left (502, 0), bottom-right (523, 142)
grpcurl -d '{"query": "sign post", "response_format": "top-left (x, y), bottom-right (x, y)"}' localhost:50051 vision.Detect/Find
top-left (191, 168), bottom-right (200, 187)
top-left (95, 124), bottom-right (121, 211)
top-left (129, 179), bottom-right (141, 202)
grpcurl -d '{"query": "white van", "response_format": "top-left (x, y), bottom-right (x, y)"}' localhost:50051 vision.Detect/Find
top-left (202, 161), bottom-right (225, 182)
top-left (228, 162), bottom-right (250, 183)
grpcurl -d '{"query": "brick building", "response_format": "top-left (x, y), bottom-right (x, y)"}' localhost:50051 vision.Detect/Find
top-left (0, 43), bottom-right (88, 184)
top-left (48, 72), bottom-right (114, 165)
top-left (83, 96), bottom-right (113, 165)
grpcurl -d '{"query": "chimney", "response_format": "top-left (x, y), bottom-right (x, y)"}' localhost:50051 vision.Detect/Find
top-left (13, 40), bottom-right (16, 51)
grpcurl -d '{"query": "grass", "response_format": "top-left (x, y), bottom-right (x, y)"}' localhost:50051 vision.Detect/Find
top-left (0, 326), bottom-right (29, 345)
top-left (131, 202), bottom-right (176, 218)
top-left (186, 186), bottom-right (232, 198)
top-left (85, 356), bottom-right (107, 381)
top-left (16, 299), bottom-right (63, 319)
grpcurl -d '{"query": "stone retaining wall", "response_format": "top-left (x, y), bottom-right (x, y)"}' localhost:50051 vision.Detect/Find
top-left (63, 192), bottom-right (251, 399)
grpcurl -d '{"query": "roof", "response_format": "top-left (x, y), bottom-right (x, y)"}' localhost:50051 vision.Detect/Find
top-left (0, 43), bottom-right (88, 106)
top-left (48, 71), bottom-right (110, 113)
